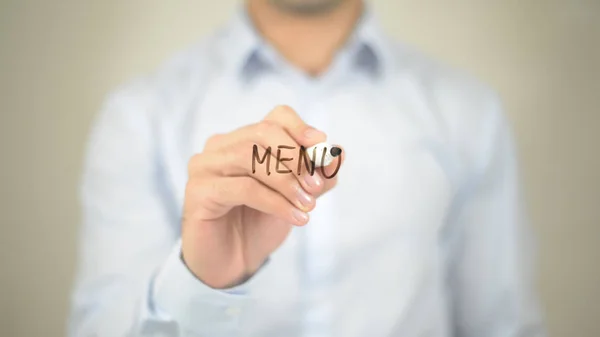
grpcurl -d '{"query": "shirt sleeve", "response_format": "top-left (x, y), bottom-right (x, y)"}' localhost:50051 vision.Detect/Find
top-left (67, 81), bottom-right (264, 337)
top-left (446, 96), bottom-right (547, 337)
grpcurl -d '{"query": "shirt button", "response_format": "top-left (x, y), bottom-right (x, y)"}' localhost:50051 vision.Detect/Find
top-left (225, 306), bottom-right (241, 316)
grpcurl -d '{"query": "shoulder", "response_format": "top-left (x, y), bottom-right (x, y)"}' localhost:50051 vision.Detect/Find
top-left (102, 28), bottom-right (229, 122)
top-left (386, 40), bottom-right (510, 170)
top-left (388, 40), bottom-right (503, 127)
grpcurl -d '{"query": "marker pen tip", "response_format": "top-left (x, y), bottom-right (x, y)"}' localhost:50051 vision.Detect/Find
top-left (330, 147), bottom-right (342, 157)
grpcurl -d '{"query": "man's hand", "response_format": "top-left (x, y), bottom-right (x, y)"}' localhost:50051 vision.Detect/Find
top-left (181, 105), bottom-right (344, 289)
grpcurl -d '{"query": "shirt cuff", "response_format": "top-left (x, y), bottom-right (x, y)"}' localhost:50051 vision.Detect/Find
top-left (150, 239), bottom-right (269, 334)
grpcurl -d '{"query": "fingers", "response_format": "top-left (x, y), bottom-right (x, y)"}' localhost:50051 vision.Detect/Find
top-left (262, 105), bottom-right (329, 193)
top-left (187, 105), bottom-right (344, 224)
top-left (264, 105), bottom-right (327, 147)
top-left (203, 105), bottom-right (324, 151)
top-left (188, 144), bottom-right (317, 212)
top-left (315, 144), bottom-right (345, 197)
top-left (190, 176), bottom-right (309, 226)
top-left (201, 117), bottom-right (326, 195)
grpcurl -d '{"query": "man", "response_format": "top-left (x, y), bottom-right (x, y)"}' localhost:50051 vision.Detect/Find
top-left (68, 0), bottom-right (545, 336)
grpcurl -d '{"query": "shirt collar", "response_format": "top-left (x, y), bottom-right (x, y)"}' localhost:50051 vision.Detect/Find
top-left (221, 3), bottom-right (391, 81)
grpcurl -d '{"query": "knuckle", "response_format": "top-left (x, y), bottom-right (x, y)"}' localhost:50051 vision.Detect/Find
top-left (237, 141), bottom-right (254, 160)
top-left (185, 180), bottom-right (205, 202)
top-left (240, 142), bottom-right (255, 168)
top-left (255, 120), bottom-right (277, 138)
top-left (222, 146), bottom-right (239, 164)
top-left (268, 105), bottom-right (295, 122)
top-left (187, 153), bottom-right (204, 173)
top-left (244, 139), bottom-right (264, 154)
top-left (234, 142), bottom-right (251, 162)
top-left (274, 104), bottom-right (294, 116)
top-left (221, 146), bottom-right (246, 175)
top-left (205, 133), bottom-right (223, 149)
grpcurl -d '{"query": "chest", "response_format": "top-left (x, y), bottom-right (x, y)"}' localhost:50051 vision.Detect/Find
top-left (163, 77), bottom-right (456, 336)
top-left (185, 76), bottom-right (455, 238)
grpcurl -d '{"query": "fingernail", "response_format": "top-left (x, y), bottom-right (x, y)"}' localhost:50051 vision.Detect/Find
top-left (304, 172), bottom-right (323, 189)
top-left (304, 127), bottom-right (322, 139)
top-left (296, 186), bottom-right (314, 208)
top-left (292, 208), bottom-right (309, 224)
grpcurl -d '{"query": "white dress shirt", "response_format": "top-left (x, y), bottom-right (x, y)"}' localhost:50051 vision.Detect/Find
top-left (68, 6), bottom-right (545, 337)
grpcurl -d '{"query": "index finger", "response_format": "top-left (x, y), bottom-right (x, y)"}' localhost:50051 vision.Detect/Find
top-left (263, 105), bottom-right (327, 147)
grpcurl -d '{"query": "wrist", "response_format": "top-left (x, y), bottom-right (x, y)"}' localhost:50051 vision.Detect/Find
top-left (179, 251), bottom-right (249, 289)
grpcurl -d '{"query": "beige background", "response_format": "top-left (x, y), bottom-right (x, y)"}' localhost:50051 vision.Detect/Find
top-left (1, 1), bottom-right (599, 336)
